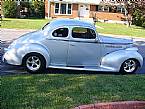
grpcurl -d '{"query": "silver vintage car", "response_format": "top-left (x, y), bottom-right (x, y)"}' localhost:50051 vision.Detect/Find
top-left (3, 19), bottom-right (143, 74)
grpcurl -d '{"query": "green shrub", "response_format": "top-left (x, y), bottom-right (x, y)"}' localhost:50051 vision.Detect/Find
top-left (20, 1), bottom-right (45, 18)
top-left (142, 22), bottom-right (145, 28)
top-left (132, 1), bottom-right (145, 28)
top-left (2, 1), bottom-right (17, 18)
top-left (2, 1), bottom-right (45, 18)
top-left (20, 2), bottom-right (32, 17)
top-left (32, 1), bottom-right (45, 18)
top-left (132, 9), bottom-right (143, 26)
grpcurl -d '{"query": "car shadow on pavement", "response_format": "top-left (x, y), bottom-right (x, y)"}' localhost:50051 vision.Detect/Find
top-left (46, 68), bottom-right (117, 75)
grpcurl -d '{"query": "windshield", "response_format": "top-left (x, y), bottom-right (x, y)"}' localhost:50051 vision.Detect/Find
top-left (42, 23), bottom-right (50, 30)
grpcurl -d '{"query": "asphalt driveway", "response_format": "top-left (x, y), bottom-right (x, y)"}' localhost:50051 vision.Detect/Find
top-left (0, 29), bottom-right (145, 75)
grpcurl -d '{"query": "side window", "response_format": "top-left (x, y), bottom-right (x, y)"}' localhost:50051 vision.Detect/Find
top-left (52, 28), bottom-right (68, 37)
top-left (72, 27), bottom-right (96, 39)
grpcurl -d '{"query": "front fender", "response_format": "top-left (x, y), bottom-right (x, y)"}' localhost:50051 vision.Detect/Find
top-left (101, 49), bottom-right (143, 72)
top-left (17, 43), bottom-right (50, 67)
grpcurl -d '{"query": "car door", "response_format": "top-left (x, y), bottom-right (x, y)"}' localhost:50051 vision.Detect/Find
top-left (44, 27), bottom-right (69, 66)
top-left (67, 26), bottom-right (101, 67)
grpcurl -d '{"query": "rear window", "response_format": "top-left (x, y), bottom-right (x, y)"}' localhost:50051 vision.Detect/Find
top-left (72, 27), bottom-right (96, 39)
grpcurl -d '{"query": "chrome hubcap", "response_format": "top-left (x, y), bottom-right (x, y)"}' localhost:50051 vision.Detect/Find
top-left (123, 60), bottom-right (136, 73)
top-left (26, 56), bottom-right (41, 71)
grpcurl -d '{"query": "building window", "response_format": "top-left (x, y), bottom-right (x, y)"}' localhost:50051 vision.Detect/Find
top-left (97, 5), bottom-right (109, 12)
top-left (117, 6), bottom-right (121, 12)
top-left (96, 5), bottom-right (99, 11)
top-left (104, 6), bottom-right (109, 12)
top-left (55, 3), bottom-right (59, 14)
top-left (122, 7), bottom-right (125, 13)
top-left (55, 3), bottom-right (72, 15)
top-left (98, 6), bottom-right (103, 11)
top-left (60, 4), bottom-right (67, 14)
top-left (68, 4), bottom-right (72, 14)
top-left (117, 6), bottom-right (125, 13)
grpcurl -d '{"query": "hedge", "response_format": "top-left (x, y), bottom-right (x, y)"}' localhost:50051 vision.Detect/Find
top-left (2, 1), bottom-right (45, 18)
top-left (2, 1), bottom-right (17, 18)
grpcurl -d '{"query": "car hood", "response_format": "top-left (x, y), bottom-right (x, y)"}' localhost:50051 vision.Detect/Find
top-left (100, 35), bottom-right (133, 44)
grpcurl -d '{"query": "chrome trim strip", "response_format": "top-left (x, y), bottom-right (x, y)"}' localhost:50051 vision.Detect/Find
top-left (47, 39), bottom-right (132, 45)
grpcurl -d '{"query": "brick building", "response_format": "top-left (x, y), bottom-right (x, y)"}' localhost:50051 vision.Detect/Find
top-left (45, 0), bottom-right (141, 23)
top-left (0, 0), bottom-right (2, 16)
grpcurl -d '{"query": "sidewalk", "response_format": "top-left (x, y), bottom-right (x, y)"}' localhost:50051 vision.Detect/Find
top-left (74, 101), bottom-right (145, 109)
top-left (0, 28), bottom-right (35, 41)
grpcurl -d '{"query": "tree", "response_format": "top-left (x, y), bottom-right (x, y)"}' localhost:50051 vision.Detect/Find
top-left (32, 1), bottom-right (45, 18)
top-left (131, 1), bottom-right (145, 28)
top-left (124, 0), bottom-right (145, 28)
top-left (2, 0), bottom-right (17, 18)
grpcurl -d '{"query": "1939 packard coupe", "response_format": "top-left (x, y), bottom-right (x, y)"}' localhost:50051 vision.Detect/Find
top-left (3, 19), bottom-right (143, 74)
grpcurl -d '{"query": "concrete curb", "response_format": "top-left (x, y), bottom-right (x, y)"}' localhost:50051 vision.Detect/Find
top-left (0, 28), bottom-right (36, 31)
top-left (74, 101), bottom-right (145, 109)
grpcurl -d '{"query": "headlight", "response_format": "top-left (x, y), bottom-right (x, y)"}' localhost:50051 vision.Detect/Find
top-left (4, 48), bottom-right (9, 52)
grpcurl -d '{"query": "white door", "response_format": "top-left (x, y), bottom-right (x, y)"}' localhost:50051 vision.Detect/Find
top-left (79, 4), bottom-right (90, 18)
top-left (67, 27), bottom-right (101, 67)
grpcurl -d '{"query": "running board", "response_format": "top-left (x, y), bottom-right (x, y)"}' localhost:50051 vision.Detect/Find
top-left (48, 66), bottom-right (116, 72)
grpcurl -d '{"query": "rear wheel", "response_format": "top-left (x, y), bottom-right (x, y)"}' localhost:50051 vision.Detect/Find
top-left (23, 53), bottom-right (46, 73)
top-left (120, 59), bottom-right (139, 74)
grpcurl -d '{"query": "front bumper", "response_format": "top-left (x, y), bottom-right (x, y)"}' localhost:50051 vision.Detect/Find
top-left (2, 48), bottom-right (21, 65)
top-left (2, 48), bottom-right (8, 64)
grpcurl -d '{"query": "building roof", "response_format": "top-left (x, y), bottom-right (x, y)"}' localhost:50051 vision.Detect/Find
top-left (50, 0), bottom-right (102, 4)
top-left (48, 19), bottom-right (96, 29)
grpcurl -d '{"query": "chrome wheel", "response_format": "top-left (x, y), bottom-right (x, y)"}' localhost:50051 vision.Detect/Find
top-left (26, 56), bottom-right (41, 71)
top-left (123, 59), bottom-right (136, 73)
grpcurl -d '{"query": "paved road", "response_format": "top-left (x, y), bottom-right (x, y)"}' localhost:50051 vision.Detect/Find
top-left (0, 29), bottom-right (145, 75)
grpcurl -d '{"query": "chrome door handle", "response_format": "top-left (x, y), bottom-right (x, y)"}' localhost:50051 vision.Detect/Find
top-left (70, 44), bottom-right (75, 46)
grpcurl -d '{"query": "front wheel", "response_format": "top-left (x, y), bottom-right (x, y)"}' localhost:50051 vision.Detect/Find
top-left (120, 59), bottom-right (139, 74)
top-left (23, 53), bottom-right (46, 73)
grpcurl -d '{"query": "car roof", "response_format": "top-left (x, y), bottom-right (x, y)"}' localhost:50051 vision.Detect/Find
top-left (48, 19), bottom-right (96, 29)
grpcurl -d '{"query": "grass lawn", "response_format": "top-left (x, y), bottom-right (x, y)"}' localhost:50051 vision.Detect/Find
top-left (96, 22), bottom-right (145, 38)
top-left (1, 18), bottom-right (145, 38)
top-left (0, 18), bottom-right (49, 29)
top-left (1, 74), bottom-right (145, 109)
